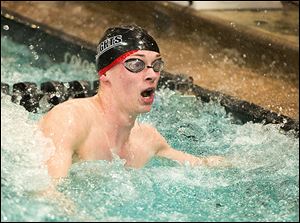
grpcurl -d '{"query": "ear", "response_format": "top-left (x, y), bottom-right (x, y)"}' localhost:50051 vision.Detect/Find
top-left (100, 73), bottom-right (109, 82)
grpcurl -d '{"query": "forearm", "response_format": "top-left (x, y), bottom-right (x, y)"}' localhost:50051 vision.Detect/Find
top-left (47, 155), bottom-right (72, 179)
top-left (157, 147), bottom-right (230, 167)
top-left (36, 179), bottom-right (76, 214)
top-left (170, 153), bottom-right (220, 167)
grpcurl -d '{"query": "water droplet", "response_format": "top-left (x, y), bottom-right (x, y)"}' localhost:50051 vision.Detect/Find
top-left (63, 83), bottom-right (70, 89)
top-left (29, 45), bottom-right (34, 50)
top-left (15, 155), bottom-right (21, 162)
top-left (31, 24), bottom-right (38, 29)
top-left (3, 25), bottom-right (9, 30)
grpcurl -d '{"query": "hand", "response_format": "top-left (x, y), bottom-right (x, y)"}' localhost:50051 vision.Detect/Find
top-left (203, 155), bottom-right (232, 168)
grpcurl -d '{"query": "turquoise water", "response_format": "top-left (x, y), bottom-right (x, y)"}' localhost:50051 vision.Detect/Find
top-left (1, 36), bottom-right (299, 222)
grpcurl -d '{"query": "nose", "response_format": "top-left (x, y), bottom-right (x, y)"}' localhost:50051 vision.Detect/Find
top-left (144, 66), bottom-right (160, 82)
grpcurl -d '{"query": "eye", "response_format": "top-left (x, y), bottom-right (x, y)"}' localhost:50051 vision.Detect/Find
top-left (152, 59), bottom-right (164, 72)
top-left (130, 60), bottom-right (144, 69)
top-left (124, 59), bottom-right (145, 72)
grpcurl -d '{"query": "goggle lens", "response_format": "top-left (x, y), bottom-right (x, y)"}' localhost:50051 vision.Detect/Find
top-left (152, 60), bottom-right (164, 72)
top-left (124, 59), bottom-right (164, 73)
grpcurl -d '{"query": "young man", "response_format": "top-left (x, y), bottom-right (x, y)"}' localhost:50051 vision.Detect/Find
top-left (39, 25), bottom-right (228, 179)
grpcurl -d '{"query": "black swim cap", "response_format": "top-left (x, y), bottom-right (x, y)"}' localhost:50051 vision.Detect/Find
top-left (96, 25), bottom-right (160, 76)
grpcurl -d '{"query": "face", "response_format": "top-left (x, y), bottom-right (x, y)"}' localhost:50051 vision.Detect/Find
top-left (106, 50), bottom-right (163, 115)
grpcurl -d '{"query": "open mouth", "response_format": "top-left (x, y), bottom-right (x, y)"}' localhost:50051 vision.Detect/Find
top-left (141, 87), bottom-right (155, 98)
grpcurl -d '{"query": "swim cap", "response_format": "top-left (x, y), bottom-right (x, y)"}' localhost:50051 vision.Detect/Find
top-left (96, 25), bottom-right (160, 76)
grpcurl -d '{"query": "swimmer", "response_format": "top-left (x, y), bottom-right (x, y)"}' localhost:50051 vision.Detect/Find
top-left (39, 25), bottom-right (229, 179)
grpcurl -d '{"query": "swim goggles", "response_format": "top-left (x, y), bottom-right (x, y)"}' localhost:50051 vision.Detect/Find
top-left (123, 58), bottom-right (164, 73)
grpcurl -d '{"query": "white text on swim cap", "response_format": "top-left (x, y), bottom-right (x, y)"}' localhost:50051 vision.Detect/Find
top-left (99, 35), bottom-right (123, 55)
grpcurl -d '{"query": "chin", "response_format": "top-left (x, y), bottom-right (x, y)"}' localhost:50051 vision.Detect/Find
top-left (138, 104), bottom-right (153, 114)
top-left (136, 97), bottom-right (154, 113)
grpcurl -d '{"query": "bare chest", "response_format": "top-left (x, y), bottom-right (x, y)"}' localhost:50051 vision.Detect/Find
top-left (74, 129), bottom-right (156, 168)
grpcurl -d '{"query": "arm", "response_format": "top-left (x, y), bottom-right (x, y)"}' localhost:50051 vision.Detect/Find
top-left (38, 179), bottom-right (77, 214)
top-left (38, 104), bottom-right (87, 179)
top-left (153, 129), bottom-right (229, 167)
top-left (157, 146), bottom-right (227, 167)
top-left (31, 178), bottom-right (77, 214)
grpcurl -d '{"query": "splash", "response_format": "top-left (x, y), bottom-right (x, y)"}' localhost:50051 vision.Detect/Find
top-left (1, 35), bottom-right (298, 221)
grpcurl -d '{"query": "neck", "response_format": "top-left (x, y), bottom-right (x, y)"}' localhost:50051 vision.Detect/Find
top-left (92, 92), bottom-right (137, 154)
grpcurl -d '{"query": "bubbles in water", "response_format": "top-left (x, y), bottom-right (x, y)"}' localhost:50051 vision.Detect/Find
top-left (1, 94), bottom-right (54, 193)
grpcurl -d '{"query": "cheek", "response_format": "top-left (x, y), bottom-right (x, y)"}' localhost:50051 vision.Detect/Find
top-left (118, 73), bottom-right (134, 87)
top-left (113, 68), bottom-right (140, 94)
top-left (110, 64), bottom-right (142, 91)
top-left (157, 72), bottom-right (161, 80)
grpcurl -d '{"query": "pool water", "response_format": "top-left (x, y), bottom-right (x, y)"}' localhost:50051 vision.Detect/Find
top-left (1, 36), bottom-right (299, 222)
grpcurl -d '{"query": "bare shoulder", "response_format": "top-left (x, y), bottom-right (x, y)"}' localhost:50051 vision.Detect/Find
top-left (133, 123), bottom-right (160, 137)
top-left (132, 123), bottom-right (169, 152)
top-left (39, 98), bottom-right (93, 133)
